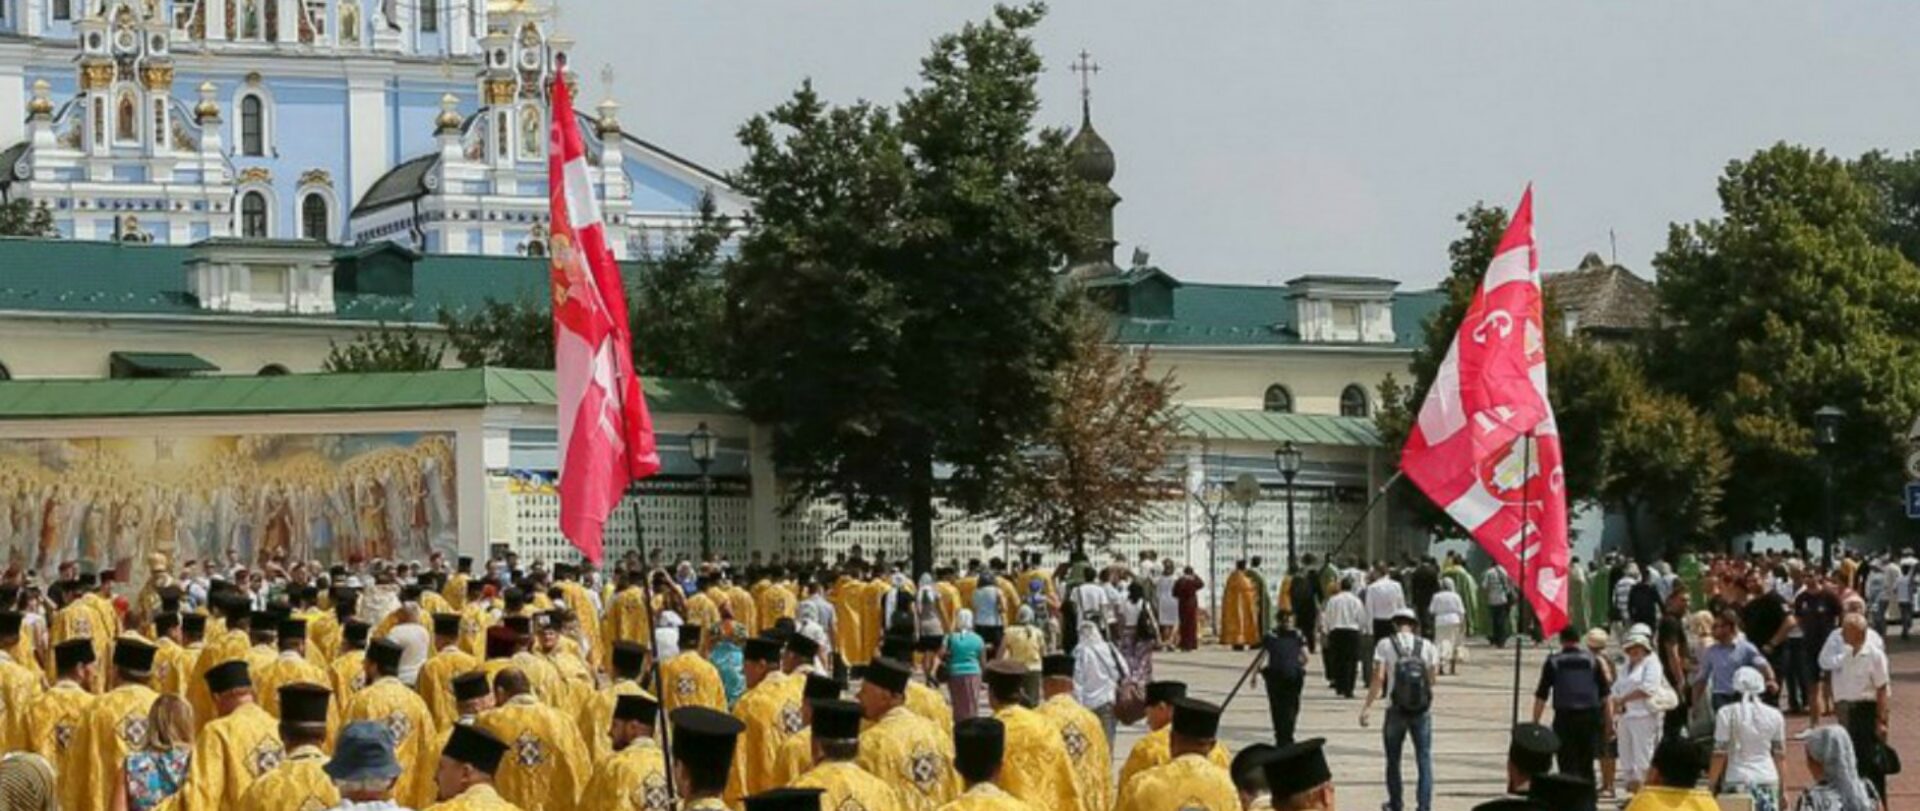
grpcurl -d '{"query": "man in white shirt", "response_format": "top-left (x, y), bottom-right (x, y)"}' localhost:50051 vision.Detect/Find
top-left (384, 602), bottom-right (431, 687)
top-left (1824, 614), bottom-right (1890, 799)
top-left (1481, 565), bottom-right (1514, 649)
top-left (1360, 608), bottom-right (1440, 811)
top-left (1364, 565), bottom-right (1407, 645)
top-left (1320, 577), bottom-right (1369, 699)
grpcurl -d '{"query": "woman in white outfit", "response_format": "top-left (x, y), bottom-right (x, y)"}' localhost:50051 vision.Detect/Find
top-left (1710, 666), bottom-right (1786, 811)
top-left (1155, 558), bottom-right (1180, 646)
top-left (1428, 580), bottom-right (1467, 675)
top-left (1611, 631), bottom-right (1666, 793)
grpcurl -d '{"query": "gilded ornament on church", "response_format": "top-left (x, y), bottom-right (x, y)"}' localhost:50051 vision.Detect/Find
top-left (81, 62), bottom-right (116, 90)
top-left (239, 167), bottom-right (272, 185)
top-left (298, 169), bottom-right (333, 189)
top-left (245, 71), bottom-right (264, 87)
top-left (485, 80), bottom-right (515, 106)
top-left (141, 65), bottom-right (175, 90)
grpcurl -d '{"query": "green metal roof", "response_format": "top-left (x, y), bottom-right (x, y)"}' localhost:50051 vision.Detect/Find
top-left (0, 368), bottom-right (741, 421)
top-left (110, 351), bottom-right (220, 374)
top-left (1108, 281), bottom-right (1445, 349)
top-left (1173, 405), bottom-right (1383, 448)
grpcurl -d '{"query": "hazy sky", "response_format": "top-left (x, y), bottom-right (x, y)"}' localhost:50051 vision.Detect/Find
top-left (563, 1), bottom-right (1920, 288)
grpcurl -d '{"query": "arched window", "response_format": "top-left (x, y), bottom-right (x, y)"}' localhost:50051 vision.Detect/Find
top-left (258, 364), bottom-right (290, 376)
top-left (53, 0), bottom-right (71, 20)
top-left (240, 191), bottom-right (269, 237)
top-left (1262, 385), bottom-right (1293, 414)
top-left (1340, 385), bottom-right (1371, 418)
top-left (239, 94), bottom-right (265, 156)
top-left (300, 193), bottom-right (330, 241)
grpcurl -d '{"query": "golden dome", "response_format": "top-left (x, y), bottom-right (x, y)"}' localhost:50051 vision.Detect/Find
top-left (195, 81), bottom-right (220, 120)
top-left (435, 93), bottom-right (464, 133)
top-left (26, 80), bottom-right (53, 117)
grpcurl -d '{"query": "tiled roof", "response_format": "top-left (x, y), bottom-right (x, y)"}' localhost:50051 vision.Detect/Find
top-left (351, 153), bottom-right (441, 216)
top-left (1542, 255), bottom-right (1659, 334)
top-left (0, 368), bottom-right (741, 420)
top-left (1109, 281), bottom-right (1444, 349)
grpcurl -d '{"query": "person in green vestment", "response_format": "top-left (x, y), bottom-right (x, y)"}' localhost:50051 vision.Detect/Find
top-left (1438, 553), bottom-right (1482, 638)
top-left (1248, 557), bottom-right (1273, 637)
top-left (1589, 557), bottom-right (1614, 634)
top-left (1678, 553), bottom-right (1704, 612)
top-left (1567, 558), bottom-right (1589, 631)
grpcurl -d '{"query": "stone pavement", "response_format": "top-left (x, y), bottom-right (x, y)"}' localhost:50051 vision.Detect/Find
top-left (1124, 636), bottom-right (1919, 811)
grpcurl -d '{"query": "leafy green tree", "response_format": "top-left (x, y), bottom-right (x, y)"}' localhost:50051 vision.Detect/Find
top-left (1652, 143), bottom-right (1920, 547)
top-left (727, 4), bottom-right (1087, 574)
top-left (441, 298), bottom-right (551, 369)
top-left (1597, 370), bottom-right (1732, 560)
top-left (0, 199), bottom-right (56, 237)
top-left (993, 302), bottom-right (1179, 556)
top-left (323, 324), bottom-right (445, 372)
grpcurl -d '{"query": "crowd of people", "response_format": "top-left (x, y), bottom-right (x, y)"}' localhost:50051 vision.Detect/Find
top-left (0, 542), bottom-right (1897, 811)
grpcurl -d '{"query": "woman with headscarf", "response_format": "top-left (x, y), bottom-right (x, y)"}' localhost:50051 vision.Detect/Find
top-left (709, 607), bottom-right (748, 707)
top-left (1119, 582), bottom-right (1156, 683)
top-left (1173, 567), bottom-right (1204, 652)
top-left (794, 602), bottom-right (833, 672)
top-left (999, 605), bottom-right (1045, 702)
top-left (1429, 579), bottom-right (1467, 675)
top-left (1709, 666), bottom-right (1785, 811)
top-left (942, 608), bottom-right (986, 720)
top-left (915, 574), bottom-right (946, 677)
top-left (1072, 620), bottom-right (1129, 746)
top-left (1610, 631), bottom-right (1666, 793)
top-left (1155, 559), bottom-right (1180, 647)
top-left (1792, 725), bottom-right (1881, 811)
top-left (0, 753), bottom-right (58, 811)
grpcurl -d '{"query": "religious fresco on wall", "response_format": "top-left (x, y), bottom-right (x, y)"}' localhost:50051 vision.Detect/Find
top-left (0, 433), bottom-right (456, 579)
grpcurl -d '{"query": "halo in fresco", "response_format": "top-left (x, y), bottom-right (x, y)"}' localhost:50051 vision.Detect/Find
top-left (0, 432), bottom-right (456, 578)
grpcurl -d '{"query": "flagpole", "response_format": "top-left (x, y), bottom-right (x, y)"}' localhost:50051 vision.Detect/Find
top-left (628, 493), bottom-right (678, 803)
top-left (1511, 433), bottom-right (1532, 725)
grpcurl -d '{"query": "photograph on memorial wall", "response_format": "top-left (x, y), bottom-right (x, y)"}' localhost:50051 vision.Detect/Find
top-left (0, 432), bottom-right (457, 578)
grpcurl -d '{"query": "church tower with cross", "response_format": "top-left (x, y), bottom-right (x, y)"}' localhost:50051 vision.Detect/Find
top-left (1066, 49), bottom-right (1122, 279)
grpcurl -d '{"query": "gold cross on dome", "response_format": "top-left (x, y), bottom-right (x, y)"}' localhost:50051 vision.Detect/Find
top-left (1070, 49), bottom-right (1100, 105)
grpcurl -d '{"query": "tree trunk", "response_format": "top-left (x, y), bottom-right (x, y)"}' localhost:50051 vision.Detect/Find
top-left (908, 452), bottom-right (935, 578)
top-left (1621, 499), bottom-right (1646, 566)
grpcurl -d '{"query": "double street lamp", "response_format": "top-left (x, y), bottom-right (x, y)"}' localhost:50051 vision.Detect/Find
top-left (1274, 442), bottom-right (1303, 571)
top-left (1813, 406), bottom-right (1844, 569)
top-left (688, 422), bottom-right (718, 561)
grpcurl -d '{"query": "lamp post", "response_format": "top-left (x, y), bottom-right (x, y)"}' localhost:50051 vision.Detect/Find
top-left (1814, 406), bottom-right (1844, 569)
top-left (1275, 441), bottom-right (1303, 572)
top-left (688, 421), bottom-right (717, 561)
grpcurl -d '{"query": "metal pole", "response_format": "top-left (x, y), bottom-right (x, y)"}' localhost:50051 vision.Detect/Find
top-left (698, 473), bottom-right (713, 561)
top-left (1284, 478), bottom-right (1298, 572)
top-left (628, 494), bottom-right (677, 803)
top-left (1511, 435), bottom-right (1532, 725)
top-left (1241, 501), bottom-right (1251, 562)
top-left (1823, 460), bottom-right (1836, 570)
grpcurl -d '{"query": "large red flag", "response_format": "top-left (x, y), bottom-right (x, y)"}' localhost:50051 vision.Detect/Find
top-left (548, 67), bottom-right (660, 564)
top-left (1400, 187), bottom-right (1571, 635)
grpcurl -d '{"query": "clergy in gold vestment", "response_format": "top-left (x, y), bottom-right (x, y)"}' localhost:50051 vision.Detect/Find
top-left (666, 706), bottom-right (746, 811)
top-left (939, 717), bottom-right (1039, 811)
top-left (459, 585), bottom-right (495, 658)
top-left (255, 618), bottom-right (330, 718)
top-left (854, 657), bottom-right (960, 811)
top-left (51, 590), bottom-right (112, 694)
top-left (725, 636), bottom-right (792, 802)
top-left (153, 614), bottom-right (202, 698)
top-left (755, 577), bottom-right (797, 633)
top-left (981, 662), bottom-right (1080, 811)
top-left (234, 684), bottom-right (340, 811)
top-left (934, 575), bottom-right (963, 638)
top-left (1219, 562), bottom-right (1261, 648)
top-left (0, 611), bottom-right (46, 749)
top-left (876, 637), bottom-right (954, 737)
top-left (420, 614), bottom-right (482, 733)
top-left (331, 620), bottom-right (373, 718)
top-left (579, 642), bottom-right (651, 765)
top-left (426, 723), bottom-right (521, 811)
top-left (578, 693), bottom-right (670, 811)
top-left (769, 672), bottom-right (845, 789)
top-left (659, 625), bottom-right (726, 714)
top-left (344, 640), bottom-right (441, 809)
top-left (827, 575), bottom-right (869, 669)
top-left (683, 581), bottom-right (722, 632)
top-left (474, 668), bottom-right (591, 811)
top-left (1113, 698), bottom-right (1239, 811)
top-left (1035, 655), bottom-right (1111, 811)
top-left (789, 699), bottom-right (904, 811)
top-left (186, 599), bottom-right (255, 732)
top-left (1118, 681), bottom-right (1232, 790)
top-left (175, 659), bottom-right (287, 811)
top-left (600, 575), bottom-right (653, 665)
top-left (444, 560), bottom-right (473, 611)
top-left (723, 582), bottom-right (758, 636)
top-left (65, 638), bottom-right (162, 811)
top-left (31, 638), bottom-right (98, 806)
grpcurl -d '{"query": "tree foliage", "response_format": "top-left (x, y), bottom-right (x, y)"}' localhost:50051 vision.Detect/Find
top-left (1651, 143), bottom-right (1920, 544)
top-left (323, 324), bottom-right (445, 372)
top-left (726, 3), bottom-right (1088, 573)
top-left (0, 199), bottom-right (56, 238)
top-left (993, 302), bottom-right (1179, 555)
top-left (441, 298), bottom-right (552, 369)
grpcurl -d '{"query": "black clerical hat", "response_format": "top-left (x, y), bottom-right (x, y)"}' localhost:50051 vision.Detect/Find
top-left (0, 611), bottom-right (23, 638)
top-left (1169, 696), bottom-right (1222, 740)
top-left (113, 639), bottom-right (157, 674)
top-left (344, 620), bottom-right (372, 646)
top-left (182, 614), bottom-right (207, 635)
top-left (982, 660), bottom-right (1026, 696)
top-left (281, 683), bottom-right (331, 725)
top-left (205, 660), bottom-right (251, 693)
top-left (1469, 800), bottom-right (1547, 811)
top-left (1145, 680), bottom-right (1187, 705)
top-left (677, 624), bottom-right (703, 648)
top-left (1230, 743), bottom-right (1275, 793)
top-left (613, 693), bottom-right (659, 725)
top-left (803, 673), bottom-right (843, 702)
top-left (1509, 723), bottom-right (1560, 776)
top-left (433, 613), bottom-right (462, 637)
top-left (367, 639), bottom-right (404, 672)
top-left (879, 634), bottom-right (912, 662)
top-left (743, 789), bottom-right (824, 811)
top-left (54, 639), bottom-right (94, 671)
top-left (864, 656), bottom-right (911, 694)
top-left (1527, 773), bottom-right (1596, 808)
top-left (452, 671), bottom-right (491, 702)
top-left (279, 617), bottom-right (308, 640)
top-left (611, 642), bottom-right (648, 676)
top-left (502, 615), bottom-right (532, 636)
top-left (153, 613), bottom-right (180, 636)
top-left (953, 717), bottom-right (1005, 783)
top-left (1041, 653), bottom-right (1074, 679)
top-left (442, 724), bottom-right (509, 774)
top-left (743, 636), bottom-right (783, 664)
top-left (784, 633), bottom-right (819, 660)
top-left (1263, 738), bottom-right (1332, 799)
top-left (669, 706), bottom-right (745, 768)
top-left (811, 699), bottom-right (862, 741)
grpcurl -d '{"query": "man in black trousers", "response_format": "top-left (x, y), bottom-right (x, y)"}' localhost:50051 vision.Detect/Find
top-left (1258, 609), bottom-right (1308, 745)
top-left (1531, 625), bottom-right (1610, 783)
top-left (1321, 576), bottom-right (1368, 699)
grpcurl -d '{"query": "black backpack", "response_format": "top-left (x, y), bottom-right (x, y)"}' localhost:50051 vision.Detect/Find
top-left (1389, 636), bottom-right (1433, 714)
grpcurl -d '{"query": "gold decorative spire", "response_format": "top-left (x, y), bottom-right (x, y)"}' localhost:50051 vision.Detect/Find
top-left (27, 79), bottom-right (53, 119)
top-left (195, 81), bottom-right (220, 122)
top-left (435, 93), bottom-right (464, 134)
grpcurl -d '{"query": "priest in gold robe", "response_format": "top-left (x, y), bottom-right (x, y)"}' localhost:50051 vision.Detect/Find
top-left (982, 661), bottom-right (1079, 811)
top-left (65, 638), bottom-right (162, 811)
top-left (426, 723), bottom-right (517, 811)
top-left (788, 699), bottom-right (902, 811)
top-left (51, 581), bottom-right (112, 694)
top-left (940, 717), bottom-right (1038, 811)
top-left (669, 706), bottom-right (746, 811)
top-left (659, 625), bottom-right (725, 714)
top-left (1113, 698), bottom-right (1239, 811)
top-left (855, 656), bottom-right (958, 811)
top-left (153, 613), bottom-right (202, 699)
top-left (343, 639), bottom-right (440, 808)
top-left (31, 639), bottom-right (98, 803)
top-left (186, 597), bottom-right (255, 732)
top-left (330, 620), bottom-right (373, 718)
top-left (474, 667), bottom-right (591, 811)
top-left (1035, 654), bottom-right (1110, 811)
top-left (177, 659), bottom-right (286, 811)
top-left (770, 673), bottom-right (844, 788)
top-left (580, 641), bottom-right (651, 764)
top-left (234, 684), bottom-right (339, 811)
top-left (726, 635), bottom-right (793, 801)
top-left (1118, 681), bottom-right (1232, 789)
top-left (0, 610), bottom-right (46, 748)
top-left (579, 693), bottom-right (669, 811)
top-left (255, 617), bottom-right (329, 719)
top-left (419, 613), bottom-right (481, 733)
top-left (1219, 560), bottom-right (1260, 649)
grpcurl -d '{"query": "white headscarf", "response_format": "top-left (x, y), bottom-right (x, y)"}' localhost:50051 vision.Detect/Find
top-left (1074, 620), bottom-right (1105, 655)
top-left (1725, 666), bottom-right (1766, 739)
top-left (955, 608), bottom-right (975, 632)
top-left (1805, 725), bottom-right (1875, 811)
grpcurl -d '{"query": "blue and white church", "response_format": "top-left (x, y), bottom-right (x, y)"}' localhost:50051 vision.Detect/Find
top-left (0, 0), bottom-right (744, 256)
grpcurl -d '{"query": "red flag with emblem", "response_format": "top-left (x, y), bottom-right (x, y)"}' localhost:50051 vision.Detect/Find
top-left (548, 65), bottom-right (660, 564)
top-left (1399, 187), bottom-right (1571, 635)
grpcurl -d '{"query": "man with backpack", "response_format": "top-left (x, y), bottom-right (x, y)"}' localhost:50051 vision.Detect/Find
top-left (1531, 626), bottom-right (1611, 784)
top-left (1359, 608), bottom-right (1440, 811)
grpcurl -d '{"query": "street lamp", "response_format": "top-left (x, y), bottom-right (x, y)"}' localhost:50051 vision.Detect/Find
top-left (1814, 406), bottom-right (1844, 569)
top-left (688, 422), bottom-right (718, 560)
top-left (1274, 441), bottom-right (1303, 571)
